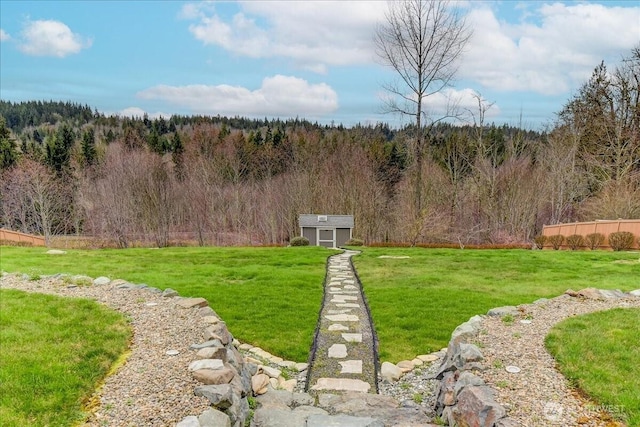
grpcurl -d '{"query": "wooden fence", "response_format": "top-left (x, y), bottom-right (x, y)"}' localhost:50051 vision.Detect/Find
top-left (542, 219), bottom-right (640, 249)
top-left (0, 229), bottom-right (46, 246)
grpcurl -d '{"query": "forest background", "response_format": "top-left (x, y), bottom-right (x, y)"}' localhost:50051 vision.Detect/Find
top-left (0, 48), bottom-right (638, 248)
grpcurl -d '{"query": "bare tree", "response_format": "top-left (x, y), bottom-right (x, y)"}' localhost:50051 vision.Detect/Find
top-left (375, 0), bottom-right (471, 213)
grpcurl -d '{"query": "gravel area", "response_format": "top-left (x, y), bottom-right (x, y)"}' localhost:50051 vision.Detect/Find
top-left (475, 294), bottom-right (640, 426)
top-left (0, 273), bottom-right (211, 427)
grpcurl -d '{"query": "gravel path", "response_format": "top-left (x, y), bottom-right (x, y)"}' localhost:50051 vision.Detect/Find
top-left (0, 273), bottom-right (211, 427)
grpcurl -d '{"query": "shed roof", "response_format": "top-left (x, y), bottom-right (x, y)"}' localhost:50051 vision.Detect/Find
top-left (299, 214), bottom-right (354, 228)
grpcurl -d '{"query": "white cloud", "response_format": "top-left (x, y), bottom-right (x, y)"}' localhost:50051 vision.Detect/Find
top-left (117, 107), bottom-right (170, 120)
top-left (460, 3), bottom-right (640, 95)
top-left (181, 1), bottom-right (386, 72)
top-left (136, 75), bottom-right (339, 118)
top-left (0, 29), bottom-right (10, 42)
top-left (18, 19), bottom-right (92, 57)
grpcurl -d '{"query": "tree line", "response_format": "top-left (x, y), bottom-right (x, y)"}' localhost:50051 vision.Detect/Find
top-left (0, 49), bottom-right (638, 247)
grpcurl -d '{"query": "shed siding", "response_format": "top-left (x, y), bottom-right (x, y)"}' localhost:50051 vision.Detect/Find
top-left (302, 227), bottom-right (316, 245)
top-left (336, 228), bottom-right (351, 247)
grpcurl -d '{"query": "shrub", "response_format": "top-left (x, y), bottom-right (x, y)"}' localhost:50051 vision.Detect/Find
top-left (533, 235), bottom-right (547, 249)
top-left (608, 231), bottom-right (635, 251)
top-left (585, 233), bottom-right (605, 250)
top-left (345, 238), bottom-right (364, 246)
top-left (566, 234), bottom-right (584, 250)
top-left (289, 236), bottom-right (309, 246)
top-left (548, 234), bottom-right (564, 250)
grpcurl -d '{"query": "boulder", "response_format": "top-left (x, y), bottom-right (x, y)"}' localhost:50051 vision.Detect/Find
top-left (194, 384), bottom-right (234, 409)
top-left (162, 288), bottom-right (179, 297)
top-left (260, 365), bottom-right (282, 379)
top-left (380, 361), bottom-right (402, 382)
top-left (192, 367), bottom-right (235, 385)
top-left (576, 288), bottom-right (604, 300)
top-left (256, 389), bottom-right (293, 409)
top-left (189, 359), bottom-right (224, 371)
top-left (631, 289), bottom-right (640, 297)
top-left (252, 373), bottom-right (270, 395)
top-left (307, 414), bottom-right (384, 427)
top-left (190, 339), bottom-right (224, 350)
top-left (175, 416), bottom-right (200, 427)
top-left (452, 386), bottom-right (506, 427)
top-left (198, 408), bottom-right (231, 427)
top-left (196, 347), bottom-right (226, 361)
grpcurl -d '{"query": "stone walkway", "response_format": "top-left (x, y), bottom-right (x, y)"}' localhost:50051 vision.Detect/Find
top-left (306, 250), bottom-right (378, 394)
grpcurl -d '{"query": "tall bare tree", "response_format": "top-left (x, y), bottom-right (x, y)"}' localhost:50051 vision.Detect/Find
top-left (375, 0), bottom-right (471, 213)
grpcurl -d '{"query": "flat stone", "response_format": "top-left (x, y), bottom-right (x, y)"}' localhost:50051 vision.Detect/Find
top-left (196, 347), bottom-right (227, 361)
top-left (325, 314), bottom-right (359, 322)
top-left (411, 358), bottom-right (424, 366)
top-left (162, 288), bottom-right (179, 297)
top-left (416, 354), bottom-right (439, 363)
top-left (339, 360), bottom-right (363, 374)
top-left (328, 309), bottom-right (353, 314)
top-left (336, 303), bottom-right (360, 308)
top-left (166, 349), bottom-right (180, 356)
top-left (276, 360), bottom-right (297, 369)
top-left (311, 378), bottom-right (371, 393)
top-left (190, 339), bottom-right (223, 350)
top-left (341, 333), bottom-right (362, 343)
top-left (307, 414), bottom-right (383, 427)
top-left (331, 295), bottom-right (358, 302)
top-left (329, 324), bottom-right (350, 331)
top-left (189, 359), bottom-right (224, 371)
top-left (46, 249), bottom-right (66, 255)
top-left (202, 315), bottom-right (221, 325)
top-left (239, 343), bottom-right (253, 350)
top-left (176, 297), bottom-right (209, 309)
top-left (294, 362), bottom-right (308, 372)
top-left (487, 306), bottom-right (519, 317)
top-left (328, 344), bottom-right (348, 358)
top-left (269, 356), bottom-right (284, 364)
top-left (397, 360), bottom-right (414, 373)
top-left (93, 276), bottom-right (110, 286)
top-left (343, 285), bottom-right (358, 290)
top-left (630, 289), bottom-right (640, 297)
top-left (260, 365), bottom-right (282, 379)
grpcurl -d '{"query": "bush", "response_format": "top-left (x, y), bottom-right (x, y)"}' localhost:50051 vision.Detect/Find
top-left (566, 234), bottom-right (584, 250)
top-left (608, 231), bottom-right (635, 251)
top-left (585, 233), bottom-right (605, 250)
top-left (533, 235), bottom-right (547, 249)
top-left (289, 236), bottom-right (309, 246)
top-left (345, 238), bottom-right (364, 246)
top-left (548, 234), bottom-right (564, 250)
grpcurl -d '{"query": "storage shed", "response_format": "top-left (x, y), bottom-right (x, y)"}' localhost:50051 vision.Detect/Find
top-left (299, 214), bottom-right (354, 248)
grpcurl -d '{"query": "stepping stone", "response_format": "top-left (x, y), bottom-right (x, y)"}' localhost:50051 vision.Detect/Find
top-left (342, 333), bottom-right (362, 343)
top-left (332, 295), bottom-right (358, 301)
top-left (329, 287), bottom-right (342, 292)
top-left (328, 344), bottom-right (347, 358)
top-left (328, 309), bottom-right (353, 314)
top-left (344, 285), bottom-right (357, 290)
top-left (343, 280), bottom-right (355, 285)
top-left (336, 303), bottom-right (360, 308)
top-left (176, 297), bottom-right (208, 309)
top-left (339, 360), bottom-right (363, 374)
top-left (328, 324), bottom-right (349, 331)
top-left (325, 314), bottom-right (359, 322)
top-left (310, 378), bottom-right (371, 393)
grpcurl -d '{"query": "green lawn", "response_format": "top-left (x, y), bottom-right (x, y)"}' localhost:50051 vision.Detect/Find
top-left (0, 246), bottom-right (335, 362)
top-left (351, 248), bottom-right (640, 361)
top-left (0, 289), bottom-right (131, 426)
top-left (546, 308), bottom-right (640, 426)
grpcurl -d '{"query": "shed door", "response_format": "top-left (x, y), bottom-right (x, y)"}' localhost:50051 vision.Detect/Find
top-left (317, 228), bottom-right (335, 248)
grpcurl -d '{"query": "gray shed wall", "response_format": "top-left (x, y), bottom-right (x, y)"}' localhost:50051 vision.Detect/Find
top-left (302, 227), bottom-right (317, 245)
top-left (336, 228), bottom-right (351, 247)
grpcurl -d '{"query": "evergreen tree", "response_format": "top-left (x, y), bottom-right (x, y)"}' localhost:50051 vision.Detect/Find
top-left (46, 124), bottom-right (75, 173)
top-left (171, 131), bottom-right (184, 179)
top-left (81, 127), bottom-right (97, 166)
top-left (0, 116), bottom-right (19, 169)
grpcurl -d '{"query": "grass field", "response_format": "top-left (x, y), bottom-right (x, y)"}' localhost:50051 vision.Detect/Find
top-left (0, 289), bottom-right (130, 426)
top-left (0, 246), bottom-right (335, 362)
top-left (546, 308), bottom-right (640, 426)
top-left (351, 248), bottom-right (640, 361)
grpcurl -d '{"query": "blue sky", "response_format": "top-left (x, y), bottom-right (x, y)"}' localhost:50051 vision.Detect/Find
top-left (1, 1), bottom-right (638, 130)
